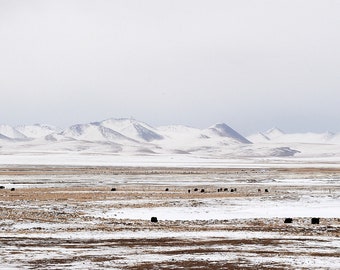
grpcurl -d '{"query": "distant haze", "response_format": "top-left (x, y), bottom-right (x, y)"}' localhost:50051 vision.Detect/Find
top-left (1, 0), bottom-right (339, 135)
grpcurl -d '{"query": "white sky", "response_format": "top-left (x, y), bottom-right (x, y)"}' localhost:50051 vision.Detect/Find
top-left (0, 0), bottom-right (339, 135)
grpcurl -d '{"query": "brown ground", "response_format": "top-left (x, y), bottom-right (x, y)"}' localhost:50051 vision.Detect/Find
top-left (0, 166), bottom-right (339, 269)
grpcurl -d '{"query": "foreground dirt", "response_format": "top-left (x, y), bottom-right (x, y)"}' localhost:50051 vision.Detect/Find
top-left (0, 166), bottom-right (339, 269)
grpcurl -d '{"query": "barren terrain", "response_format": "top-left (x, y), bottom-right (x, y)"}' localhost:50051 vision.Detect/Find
top-left (0, 166), bottom-right (339, 269)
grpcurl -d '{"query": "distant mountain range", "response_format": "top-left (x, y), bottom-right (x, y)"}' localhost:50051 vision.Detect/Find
top-left (248, 127), bottom-right (340, 144)
top-left (1, 118), bottom-right (340, 158)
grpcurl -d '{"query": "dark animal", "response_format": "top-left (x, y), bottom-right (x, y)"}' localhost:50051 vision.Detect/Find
top-left (0, 186), bottom-right (5, 189)
top-left (265, 189), bottom-right (269, 193)
top-left (10, 188), bottom-right (15, 191)
top-left (311, 218), bottom-right (320, 224)
top-left (230, 189), bottom-right (234, 192)
top-left (165, 188), bottom-right (169, 191)
top-left (258, 189), bottom-right (261, 192)
top-left (194, 188), bottom-right (198, 192)
top-left (224, 188), bottom-right (228, 191)
top-left (111, 188), bottom-right (117, 191)
top-left (284, 218), bottom-right (293, 223)
top-left (200, 189), bottom-right (205, 193)
top-left (151, 217), bottom-right (158, 223)
top-left (188, 189), bottom-right (191, 193)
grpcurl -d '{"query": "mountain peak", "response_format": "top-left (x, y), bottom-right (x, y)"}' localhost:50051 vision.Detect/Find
top-left (16, 124), bottom-right (57, 138)
top-left (207, 123), bottom-right (252, 144)
top-left (266, 127), bottom-right (285, 134)
top-left (265, 127), bottom-right (285, 139)
top-left (100, 118), bottom-right (163, 142)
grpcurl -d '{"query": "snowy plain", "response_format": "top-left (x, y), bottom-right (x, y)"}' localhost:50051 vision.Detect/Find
top-left (93, 195), bottom-right (339, 221)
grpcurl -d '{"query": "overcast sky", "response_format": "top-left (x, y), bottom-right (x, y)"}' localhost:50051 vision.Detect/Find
top-left (0, 0), bottom-right (339, 135)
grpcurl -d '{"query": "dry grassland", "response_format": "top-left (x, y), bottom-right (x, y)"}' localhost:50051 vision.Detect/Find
top-left (0, 166), bottom-right (339, 269)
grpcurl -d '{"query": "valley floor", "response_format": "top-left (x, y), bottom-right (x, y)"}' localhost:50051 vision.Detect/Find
top-left (0, 166), bottom-right (339, 269)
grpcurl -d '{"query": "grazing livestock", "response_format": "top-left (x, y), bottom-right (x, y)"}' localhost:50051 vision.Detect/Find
top-left (258, 189), bottom-right (261, 192)
top-left (284, 218), bottom-right (293, 223)
top-left (265, 189), bottom-right (269, 193)
top-left (151, 217), bottom-right (158, 223)
top-left (10, 188), bottom-right (15, 191)
top-left (224, 188), bottom-right (228, 191)
top-left (111, 188), bottom-right (117, 191)
top-left (0, 186), bottom-right (5, 189)
top-left (311, 218), bottom-right (320, 224)
top-left (230, 189), bottom-right (234, 192)
top-left (200, 189), bottom-right (205, 193)
top-left (188, 189), bottom-right (191, 193)
top-left (194, 188), bottom-right (198, 192)
top-left (165, 188), bottom-right (169, 191)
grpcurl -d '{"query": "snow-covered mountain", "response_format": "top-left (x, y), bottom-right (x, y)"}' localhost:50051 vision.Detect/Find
top-left (60, 123), bottom-right (137, 144)
top-left (1, 119), bottom-right (340, 160)
top-left (246, 127), bottom-right (340, 159)
top-left (155, 123), bottom-right (252, 155)
top-left (100, 118), bottom-right (163, 142)
top-left (0, 125), bottom-right (27, 140)
top-left (16, 124), bottom-right (57, 139)
top-left (205, 123), bottom-right (252, 144)
top-left (247, 128), bottom-right (339, 144)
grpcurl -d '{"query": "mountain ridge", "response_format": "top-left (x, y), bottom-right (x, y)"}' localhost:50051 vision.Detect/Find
top-left (1, 118), bottom-right (340, 159)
